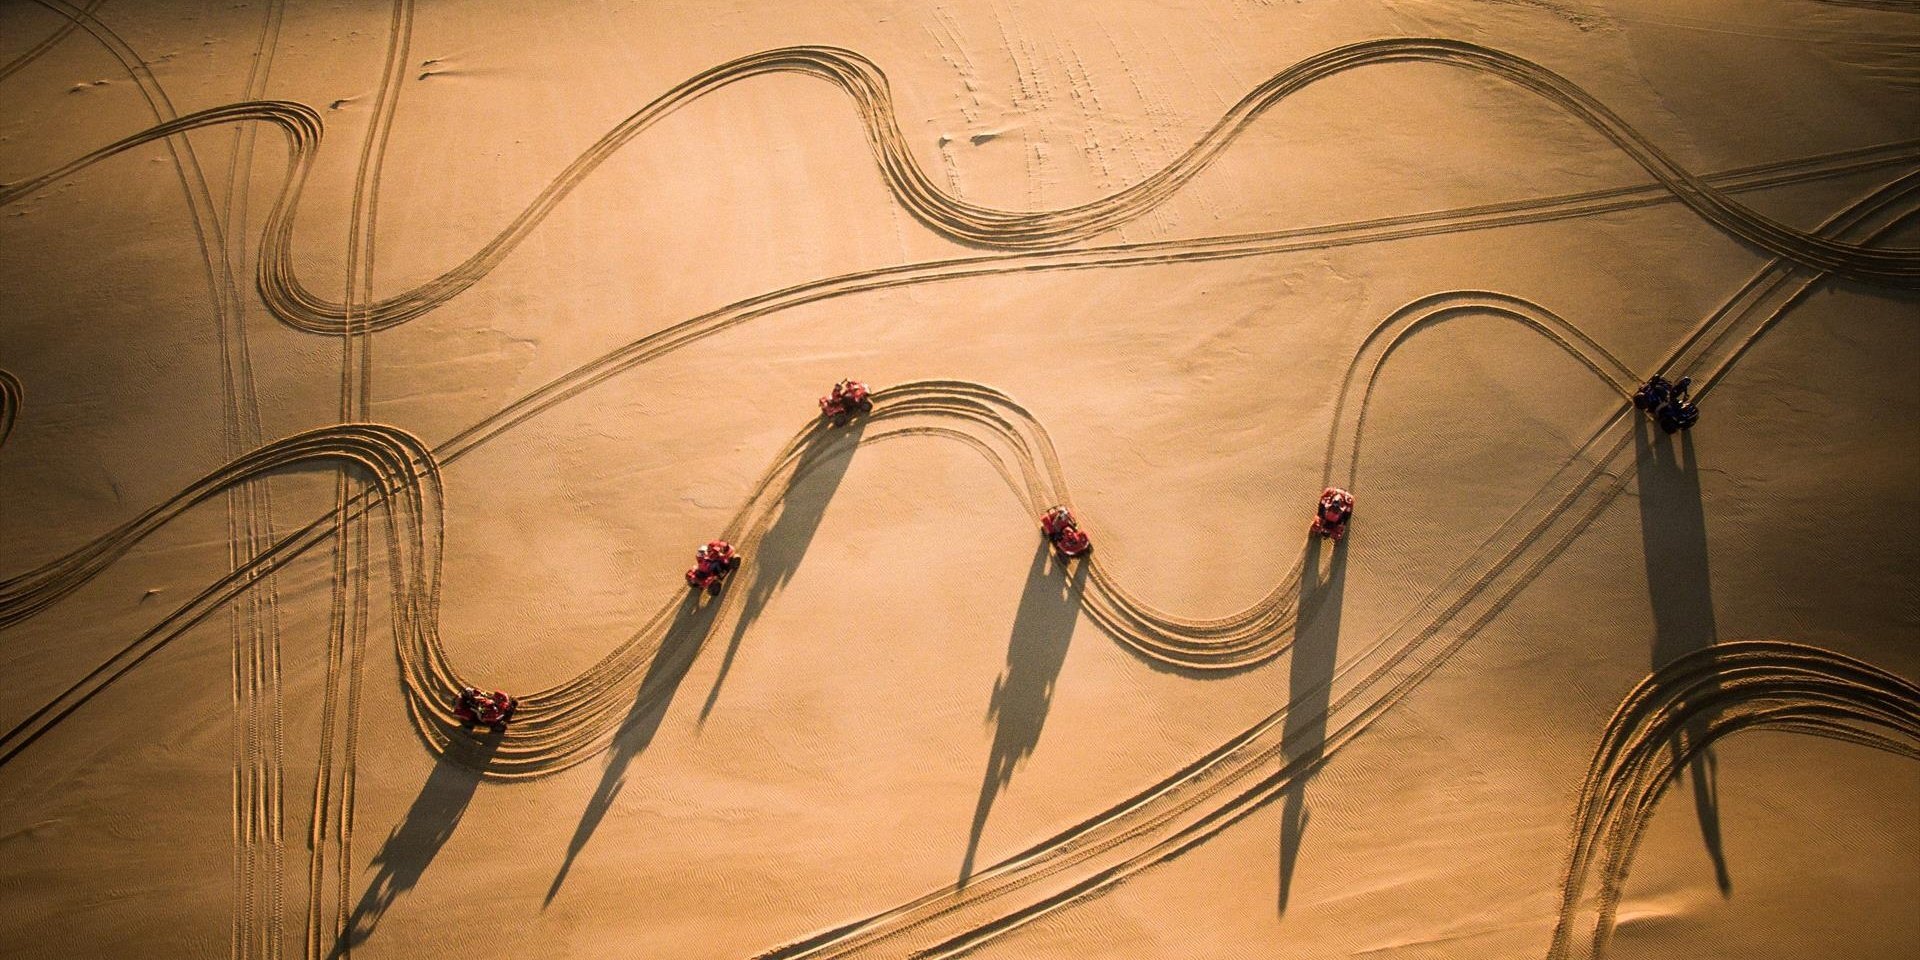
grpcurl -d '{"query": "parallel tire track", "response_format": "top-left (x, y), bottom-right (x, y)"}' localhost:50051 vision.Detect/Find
top-left (3, 164), bottom-right (1918, 958)
top-left (0, 0), bottom-right (105, 86)
top-left (0, 8), bottom-right (294, 952)
top-left (313, 3), bottom-right (413, 956)
top-left (219, 3), bottom-right (291, 956)
top-left (745, 174), bottom-right (1920, 960)
top-left (5, 40), bottom-right (1920, 346)
top-left (3, 168), bottom-right (1917, 954)
top-left (1548, 641), bottom-right (1920, 960)
top-left (6, 36), bottom-right (1920, 955)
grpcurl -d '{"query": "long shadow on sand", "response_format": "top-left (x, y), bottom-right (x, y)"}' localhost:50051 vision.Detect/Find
top-left (959, 545), bottom-right (1088, 887)
top-left (331, 733), bottom-right (501, 956)
top-left (545, 592), bottom-right (722, 906)
top-left (1277, 535), bottom-right (1345, 915)
top-left (1634, 422), bottom-right (1729, 893)
top-left (699, 420), bottom-right (864, 724)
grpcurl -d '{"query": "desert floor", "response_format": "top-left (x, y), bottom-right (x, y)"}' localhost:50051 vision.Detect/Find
top-left (1, 1), bottom-right (1917, 958)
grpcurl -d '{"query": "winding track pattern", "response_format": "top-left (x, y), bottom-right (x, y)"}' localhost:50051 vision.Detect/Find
top-left (0, 0), bottom-right (104, 86)
top-left (8, 5), bottom-right (301, 956)
top-left (5, 148), bottom-right (1917, 945)
top-left (1548, 641), bottom-right (1920, 960)
top-left (0, 280), bottom-right (1665, 773)
top-left (5, 163), bottom-right (1919, 960)
top-left (0, 380), bottom-right (1291, 778)
top-left (6, 25), bottom-right (1920, 960)
top-left (738, 169), bottom-right (1920, 960)
top-left (4, 39), bottom-right (1920, 344)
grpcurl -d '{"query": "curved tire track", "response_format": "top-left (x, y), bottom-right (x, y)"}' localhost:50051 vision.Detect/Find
top-left (1548, 641), bottom-right (1920, 960)
top-left (4, 169), bottom-right (1917, 953)
top-left (3, 45), bottom-right (1920, 952)
top-left (745, 174), bottom-right (1920, 960)
top-left (4, 166), bottom-right (1918, 959)
top-left (4, 40), bottom-right (1919, 343)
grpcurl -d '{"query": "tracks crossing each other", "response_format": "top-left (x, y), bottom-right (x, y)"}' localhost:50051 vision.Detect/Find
top-left (3, 163), bottom-right (1915, 946)
top-left (5, 40), bottom-right (1920, 348)
top-left (6, 23), bottom-right (1920, 960)
top-left (4, 162), bottom-right (1920, 954)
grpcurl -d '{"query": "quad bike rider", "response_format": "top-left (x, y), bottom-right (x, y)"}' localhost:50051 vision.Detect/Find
top-left (1311, 487), bottom-right (1355, 541)
top-left (819, 379), bottom-right (874, 423)
top-left (1632, 375), bottom-right (1700, 433)
top-left (685, 539), bottom-right (742, 594)
top-left (1040, 505), bottom-right (1092, 558)
top-left (454, 686), bottom-right (517, 729)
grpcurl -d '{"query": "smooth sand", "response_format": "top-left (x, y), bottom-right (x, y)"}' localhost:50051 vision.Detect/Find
top-left (1, 1), bottom-right (1916, 958)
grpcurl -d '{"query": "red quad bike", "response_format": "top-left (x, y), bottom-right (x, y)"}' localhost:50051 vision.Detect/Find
top-left (685, 539), bottom-right (742, 594)
top-left (1310, 487), bottom-right (1355, 542)
top-left (1040, 505), bottom-right (1092, 558)
top-left (819, 379), bottom-right (874, 423)
top-left (454, 686), bottom-right (517, 730)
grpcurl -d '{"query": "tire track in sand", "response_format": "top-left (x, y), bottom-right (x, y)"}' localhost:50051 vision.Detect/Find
top-left (0, 167), bottom-right (1912, 929)
top-left (12, 153), bottom-right (1912, 683)
top-left (4, 158), bottom-right (1919, 952)
top-left (12, 98), bottom-right (1914, 331)
top-left (0, 0), bottom-right (105, 87)
top-left (8, 40), bottom-right (1920, 347)
top-left (218, 4), bottom-right (290, 959)
top-left (214, 38), bottom-right (1920, 297)
top-left (5, 5), bottom-right (293, 954)
top-left (744, 173), bottom-right (1920, 960)
top-left (3, 65), bottom-right (1920, 952)
top-left (0, 328), bottom-right (1644, 778)
top-left (2, 171), bottom-right (1916, 953)
top-left (309, 2), bottom-right (412, 956)
top-left (1548, 641), bottom-right (1920, 960)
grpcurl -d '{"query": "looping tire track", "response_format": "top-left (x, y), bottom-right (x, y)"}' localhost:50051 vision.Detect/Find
top-left (2, 380), bottom-right (1274, 776)
top-left (3, 30), bottom-right (1920, 960)
top-left (4, 40), bottom-right (1920, 343)
top-left (7, 4), bottom-right (297, 957)
top-left (1548, 641), bottom-right (1920, 960)
top-left (2, 173), bottom-right (1916, 955)
top-left (740, 175), bottom-right (1920, 960)
top-left (0, 267), bottom-right (1712, 779)
top-left (3, 166), bottom-right (1918, 957)
top-left (0, 0), bottom-right (105, 86)
top-left (0, 278), bottom-right (1715, 779)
